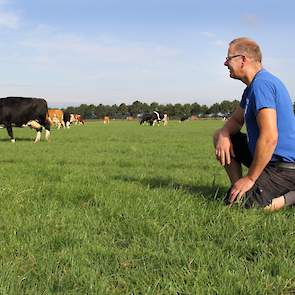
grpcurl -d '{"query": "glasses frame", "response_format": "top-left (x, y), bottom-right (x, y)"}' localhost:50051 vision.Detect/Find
top-left (225, 54), bottom-right (244, 62)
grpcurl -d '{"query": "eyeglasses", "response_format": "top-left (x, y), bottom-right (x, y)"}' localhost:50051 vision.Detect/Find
top-left (225, 54), bottom-right (244, 62)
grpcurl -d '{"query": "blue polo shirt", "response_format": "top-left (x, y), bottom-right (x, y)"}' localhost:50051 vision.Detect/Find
top-left (240, 69), bottom-right (295, 162)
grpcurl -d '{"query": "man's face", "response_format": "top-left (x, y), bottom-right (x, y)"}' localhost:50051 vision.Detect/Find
top-left (224, 46), bottom-right (244, 80)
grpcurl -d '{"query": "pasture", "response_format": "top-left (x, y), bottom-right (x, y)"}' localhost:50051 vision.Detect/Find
top-left (0, 120), bottom-right (295, 294)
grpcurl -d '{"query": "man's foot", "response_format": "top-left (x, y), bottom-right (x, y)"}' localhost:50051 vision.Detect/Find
top-left (264, 196), bottom-right (285, 212)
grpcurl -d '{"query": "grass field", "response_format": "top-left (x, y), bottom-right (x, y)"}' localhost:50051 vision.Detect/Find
top-left (0, 120), bottom-right (295, 294)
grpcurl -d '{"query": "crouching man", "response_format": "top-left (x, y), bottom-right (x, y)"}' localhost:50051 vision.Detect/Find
top-left (214, 37), bottom-right (295, 211)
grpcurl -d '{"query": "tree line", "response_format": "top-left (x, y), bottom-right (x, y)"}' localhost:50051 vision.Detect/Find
top-left (63, 99), bottom-right (242, 120)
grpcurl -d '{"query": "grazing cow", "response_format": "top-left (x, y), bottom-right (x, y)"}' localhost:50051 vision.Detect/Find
top-left (71, 114), bottom-right (84, 125)
top-left (163, 113), bottom-right (168, 126)
top-left (179, 115), bottom-right (190, 122)
top-left (0, 96), bottom-right (50, 143)
top-left (140, 113), bottom-right (153, 125)
top-left (63, 112), bottom-right (71, 128)
top-left (48, 109), bottom-right (65, 129)
top-left (140, 111), bottom-right (167, 126)
top-left (151, 111), bottom-right (166, 126)
top-left (103, 116), bottom-right (110, 124)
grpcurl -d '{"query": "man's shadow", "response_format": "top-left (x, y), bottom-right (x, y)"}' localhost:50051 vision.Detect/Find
top-left (113, 175), bottom-right (228, 203)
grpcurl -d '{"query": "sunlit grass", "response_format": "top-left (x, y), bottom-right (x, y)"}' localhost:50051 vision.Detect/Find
top-left (0, 120), bottom-right (294, 294)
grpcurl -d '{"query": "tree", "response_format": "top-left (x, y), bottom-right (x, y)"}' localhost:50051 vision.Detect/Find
top-left (95, 104), bottom-right (107, 119)
top-left (129, 100), bottom-right (143, 117)
top-left (191, 102), bottom-right (201, 115)
top-left (174, 103), bottom-right (184, 118)
top-left (183, 103), bottom-right (192, 116)
top-left (219, 100), bottom-right (232, 114)
top-left (219, 99), bottom-right (239, 114)
top-left (76, 104), bottom-right (94, 119)
top-left (208, 103), bottom-right (220, 114)
top-left (150, 102), bottom-right (159, 111)
top-left (165, 103), bottom-right (175, 117)
top-left (62, 99), bottom-right (242, 120)
top-left (118, 103), bottom-right (129, 118)
top-left (200, 104), bottom-right (209, 115)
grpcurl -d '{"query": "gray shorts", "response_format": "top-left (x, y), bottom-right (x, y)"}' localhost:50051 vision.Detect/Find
top-left (230, 132), bottom-right (295, 208)
top-left (244, 163), bottom-right (295, 208)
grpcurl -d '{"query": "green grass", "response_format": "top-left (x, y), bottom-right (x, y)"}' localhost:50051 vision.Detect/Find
top-left (0, 120), bottom-right (295, 294)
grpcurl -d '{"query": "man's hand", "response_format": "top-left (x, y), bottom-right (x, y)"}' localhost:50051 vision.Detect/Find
top-left (230, 176), bottom-right (255, 204)
top-left (213, 129), bottom-right (235, 166)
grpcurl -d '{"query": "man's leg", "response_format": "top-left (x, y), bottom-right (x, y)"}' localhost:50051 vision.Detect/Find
top-left (220, 132), bottom-right (252, 205)
top-left (265, 190), bottom-right (295, 212)
top-left (284, 191), bottom-right (295, 206)
top-left (224, 159), bottom-right (243, 184)
top-left (244, 165), bottom-right (295, 209)
top-left (264, 196), bottom-right (285, 212)
top-left (216, 131), bottom-right (251, 185)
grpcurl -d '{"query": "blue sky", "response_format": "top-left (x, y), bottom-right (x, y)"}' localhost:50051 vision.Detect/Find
top-left (0, 0), bottom-right (294, 108)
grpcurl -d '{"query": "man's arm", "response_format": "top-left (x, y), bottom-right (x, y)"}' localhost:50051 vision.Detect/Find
top-left (247, 108), bottom-right (278, 181)
top-left (214, 106), bottom-right (244, 166)
top-left (230, 108), bottom-right (278, 202)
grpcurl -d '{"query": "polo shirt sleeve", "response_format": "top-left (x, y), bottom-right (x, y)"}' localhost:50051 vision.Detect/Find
top-left (252, 79), bottom-right (276, 114)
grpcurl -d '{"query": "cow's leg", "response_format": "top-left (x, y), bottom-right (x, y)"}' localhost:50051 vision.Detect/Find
top-left (45, 129), bottom-right (50, 140)
top-left (5, 124), bottom-right (15, 142)
top-left (43, 118), bottom-right (51, 141)
top-left (26, 120), bottom-right (43, 143)
top-left (34, 127), bottom-right (42, 143)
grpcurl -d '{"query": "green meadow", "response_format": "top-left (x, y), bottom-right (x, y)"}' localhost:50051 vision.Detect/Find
top-left (0, 120), bottom-right (295, 294)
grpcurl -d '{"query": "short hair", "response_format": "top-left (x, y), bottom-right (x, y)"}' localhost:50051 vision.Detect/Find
top-left (229, 37), bottom-right (262, 63)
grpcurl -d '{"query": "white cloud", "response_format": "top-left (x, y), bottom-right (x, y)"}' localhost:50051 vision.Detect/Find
top-left (200, 31), bottom-right (226, 48)
top-left (0, 0), bottom-right (20, 29)
top-left (200, 31), bottom-right (216, 38)
top-left (242, 13), bottom-right (258, 27)
top-left (19, 30), bottom-right (180, 67)
top-left (0, 11), bottom-right (19, 29)
top-left (0, 26), bottom-right (186, 106)
top-left (213, 40), bottom-right (227, 48)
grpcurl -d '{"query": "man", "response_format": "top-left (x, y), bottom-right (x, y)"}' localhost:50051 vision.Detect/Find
top-left (214, 37), bottom-right (295, 211)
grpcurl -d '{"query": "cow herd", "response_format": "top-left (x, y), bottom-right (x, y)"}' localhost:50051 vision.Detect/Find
top-left (48, 109), bottom-right (84, 129)
top-left (0, 97), bottom-right (171, 143)
top-left (0, 96), bottom-right (84, 143)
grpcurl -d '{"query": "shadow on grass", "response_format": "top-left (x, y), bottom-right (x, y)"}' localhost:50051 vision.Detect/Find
top-left (0, 137), bottom-right (34, 142)
top-left (113, 175), bottom-right (228, 202)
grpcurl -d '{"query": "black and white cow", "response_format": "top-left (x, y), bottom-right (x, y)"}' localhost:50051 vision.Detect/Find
top-left (180, 115), bottom-right (190, 122)
top-left (63, 111), bottom-right (71, 128)
top-left (0, 97), bottom-right (51, 142)
top-left (140, 111), bottom-right (166, 126)
top-left (140, 113), bottom-right (153, 125)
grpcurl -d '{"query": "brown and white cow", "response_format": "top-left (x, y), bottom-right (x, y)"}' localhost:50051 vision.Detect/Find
top-left (103, 116), bottom-right (110, 124)
top-left (48, 109), bottom-right (65, 129)
top-left (70, 114), bottom-right (84, 125)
